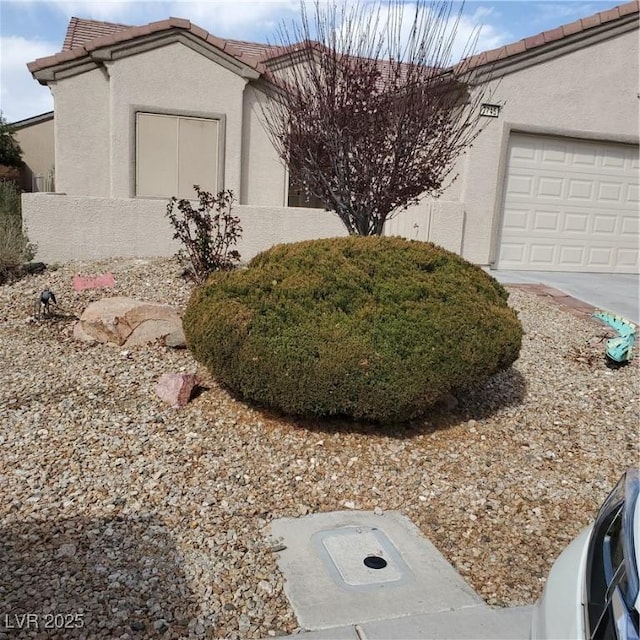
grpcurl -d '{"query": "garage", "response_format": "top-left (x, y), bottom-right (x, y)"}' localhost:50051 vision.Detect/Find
top-left (497, 133), bottom-right (639, 273)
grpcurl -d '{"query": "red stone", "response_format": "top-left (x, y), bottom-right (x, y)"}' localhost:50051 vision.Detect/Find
top-left (155, 373), bottom-right (200, 408)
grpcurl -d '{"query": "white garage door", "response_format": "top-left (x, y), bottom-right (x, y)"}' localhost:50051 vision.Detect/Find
top-left (498, 134), bottom-right (639, 272)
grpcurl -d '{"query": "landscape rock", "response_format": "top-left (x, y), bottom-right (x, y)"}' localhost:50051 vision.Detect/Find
top-left (22, 262), bottom-right (47, 275)
top-left (73, 296), bottom-right (184, 347)
top-left (73, 272), bottom-right (115, 291)
top-left (163, 327), bottom-right (187, 349)
top-left (155, 372), bottom-right (200, 408)
top-left (0, 255), bottom-right (638, 639)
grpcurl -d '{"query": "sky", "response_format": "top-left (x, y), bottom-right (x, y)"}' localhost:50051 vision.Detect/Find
top-left (0, 0), bottom-right (628, 123)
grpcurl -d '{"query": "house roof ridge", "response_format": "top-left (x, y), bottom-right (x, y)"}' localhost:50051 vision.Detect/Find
top-left (460, 0), bottom-right (638, 70)
top-left (31, 15), bottom-right (269, 76)
top-left (32, 2), bottom-right (639, 79)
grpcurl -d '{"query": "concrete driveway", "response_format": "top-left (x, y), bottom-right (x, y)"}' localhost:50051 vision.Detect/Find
top-left (488, 270), bottom-right (639, 324)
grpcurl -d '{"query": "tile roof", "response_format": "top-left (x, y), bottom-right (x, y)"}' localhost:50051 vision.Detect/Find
top-left (28, 17), bottom-right (273, 75)
top-left (63, 16), bottom-right (132, 50)
top-left (29, 1), bottom-right (639, 78)
top-left (461, 0), bottom-right (638, 70)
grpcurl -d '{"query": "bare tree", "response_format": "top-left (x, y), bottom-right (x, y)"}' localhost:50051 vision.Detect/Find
top-left (260, 0), bottom-right (493, 236)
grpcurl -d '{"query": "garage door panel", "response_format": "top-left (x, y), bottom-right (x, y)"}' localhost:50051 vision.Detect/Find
top-left (573, 149), bottom-right (598, 166)
top-left (601, 150), bottom-right (626, 168)
top-left (505, 174), bottom-right (534, 196)
top-left (541, 145), bottom-right (567, 164)
top-left (498, 133), bottom-right (639, 273)
top-left (500, 243), bottom-right (526, 262)
top-left (529, 244), bottom-right (556, 265)
top-left (503, 207), bottom-right (529, 231)
top-left (534, 210), bottom-right (561, 231)
top-left (617, 247), bottom-right (639, 267)
top-left (538, 177), bottom-right (564, 199)
top-left (598, 182), bottom-right (623, 202)
top-left (567, 179), bottom-right (593, 200)
top-left (592, 215), bottom-right (617, 234)
top-left (564, 212), bottom-right (589, 233)
top-left (558, 246), bottom-right (585, 267)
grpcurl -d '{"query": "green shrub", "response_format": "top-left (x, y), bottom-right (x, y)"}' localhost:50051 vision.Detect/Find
top-left (184, 236), bottom-right (523, 422)
top-left (0, 180), bottom-right (35, 283)
top-left (0, 113), bottom-right (23, 169)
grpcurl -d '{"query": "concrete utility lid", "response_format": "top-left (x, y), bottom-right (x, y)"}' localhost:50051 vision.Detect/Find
top-left (268, 510), bottom-right (484, 630)
top-left (314, 525), bottom-right (412, 590)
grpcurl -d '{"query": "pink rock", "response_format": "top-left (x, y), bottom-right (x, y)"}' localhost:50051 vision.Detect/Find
top-left (155, 373), bottom-right (199, 408)
top-left (73, 272), bottom-right (115, 292)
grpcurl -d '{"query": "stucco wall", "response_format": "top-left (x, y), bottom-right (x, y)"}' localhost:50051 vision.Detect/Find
top-left (51, 68), bottom-right (110, 196)
top-left (14, 116), bottom-right (55, 192)
top-left (384, 200), bottom-right (466, 254)
top-left (22, 193), bottom-right (346, 263)
top-left (240, 86), bottom-right (288, 206)
top-left (456, 28), bottom-right (640, 266)
top-left (107, 41), bottom-right (247, 198)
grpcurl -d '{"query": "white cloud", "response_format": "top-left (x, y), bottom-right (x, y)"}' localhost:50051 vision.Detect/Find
top-left (527, 2), bottom-right (602, 26)
top-left (0, 36), bottom-right (55, 122)
top-left (469, 7), bottom-right (514, 53)
top-left (328, 2), bottom-right (513, 65)
top-left (178, 1), bottom-right (299, 40)
top-left (13, 0), bottom-right (301, 38)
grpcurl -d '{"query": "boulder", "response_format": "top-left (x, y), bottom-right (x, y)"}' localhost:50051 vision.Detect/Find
top-left (155, 373), bottom-right (199, 408)
top-left (73, 296), bottom-right (185, 347)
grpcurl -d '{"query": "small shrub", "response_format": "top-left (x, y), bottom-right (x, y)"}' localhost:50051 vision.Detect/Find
top-left (0, 180), bottom-right (35, 283)
top-left (166, 186), bottom-right (242, 283)
top-left (183, 236), bottom-right (523, 423)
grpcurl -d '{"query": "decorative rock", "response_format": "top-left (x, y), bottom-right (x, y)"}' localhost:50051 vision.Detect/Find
top-left (23, 262), bottom-right (47, 275)
top-left (155, 373), bottom-right (200, 408)
top-left (73, 272), bottom-right (115, 291)
top-left (73, 297), bottom-right (184, 347)
top-left (163, 327), bottom-right (187, 349)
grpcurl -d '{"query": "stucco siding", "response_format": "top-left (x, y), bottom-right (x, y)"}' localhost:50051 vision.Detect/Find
top-left (22, 193), bottom-right (347, 263)
top-left (14, 116), bottom-right (55, 192)
top-left (107, 42), bottom-right (247, 199)
top-left (458, 28), bottom-right (639, 266)
top-left (241, 86), bottom-right (288, 206)
top-left (51, 68), bottom-right (110, 196)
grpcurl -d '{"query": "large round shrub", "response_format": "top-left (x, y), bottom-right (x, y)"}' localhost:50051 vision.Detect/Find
top-left (183, 236), bottom-right (522, 422)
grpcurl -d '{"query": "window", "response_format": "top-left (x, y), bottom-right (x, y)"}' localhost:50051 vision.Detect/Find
top-left (287, 180), bottom-right (325, 208)
top-left (136, 113), bottom-right (219, 199)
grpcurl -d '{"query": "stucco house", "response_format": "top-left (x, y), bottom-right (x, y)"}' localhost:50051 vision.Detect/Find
top-left (21, 1), bottom-right (639, 272)
top-left (13, 111), bottom-right (54, 193)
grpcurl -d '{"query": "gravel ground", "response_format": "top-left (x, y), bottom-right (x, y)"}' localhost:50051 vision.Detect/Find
top-left (1, 256), bottom-right (638, 639)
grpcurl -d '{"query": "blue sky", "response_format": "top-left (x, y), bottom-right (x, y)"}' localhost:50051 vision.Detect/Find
top-left (0, 0), bottom-right (627, 123)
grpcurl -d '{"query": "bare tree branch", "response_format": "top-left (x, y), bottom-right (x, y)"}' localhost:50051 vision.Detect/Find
top-left (260, 0), bottom-right (496, 236)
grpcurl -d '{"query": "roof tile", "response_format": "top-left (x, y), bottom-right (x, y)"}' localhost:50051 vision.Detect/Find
top-left (542, 27), bottom-right (564, 43)
top-left (581, 14), bottom-right (603, 29)
top-left (561, 20), bottom-right (583, 36)
top-left (619, 0), bottom-right (639, 16)
top-left (148, 19), bottom-right (172, 32)
top-left (503, 40), bottom-right (527, 56)
top-left (189, 24), bottom-right (209, 40)
top-left (523, 33), bottom-right (545, 49)
top-left (599, 7), bottom-right (621, 21)
top-left (168, 17), bottom-right (191, 29)
top-left (30, 1), bottom-right (640, 80)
